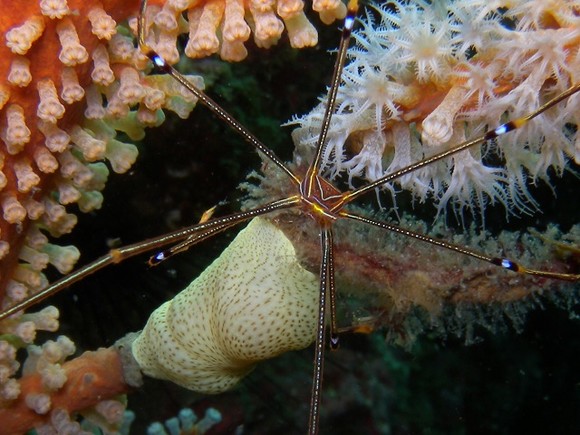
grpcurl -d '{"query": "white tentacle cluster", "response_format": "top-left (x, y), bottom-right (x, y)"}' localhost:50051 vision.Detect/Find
top-left (132, 217), bottom-right (318, 394)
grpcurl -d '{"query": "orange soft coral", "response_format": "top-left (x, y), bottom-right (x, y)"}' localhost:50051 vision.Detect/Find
top-left (139, 0), bottom-right (346, 62)
top-left (0, 346), bottom-right (134, 434)
top-left (0, 0), bottom-right (343, 315)
top-left (0, 0), bottom-right (170, 309)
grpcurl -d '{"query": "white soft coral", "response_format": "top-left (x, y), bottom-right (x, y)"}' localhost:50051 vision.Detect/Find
top-left (290, 0), bottom-right (579, 223)
top-left (390, 3), bottom-right (454, 82)
top-left (507, 0), bottom-right (580, 30)
top-left (363, 1), bottom-right (455, 83)
top-left (518, 27), bottom-right (579, 86)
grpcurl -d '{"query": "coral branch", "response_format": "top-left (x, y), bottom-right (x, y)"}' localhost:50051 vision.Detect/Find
top-left (0, 346), bottom-right (133, 434)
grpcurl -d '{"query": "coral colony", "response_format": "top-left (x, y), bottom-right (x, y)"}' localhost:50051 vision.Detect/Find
top-left (291, 0), bottom-right (579, 222)
top-left (0, 0), bottom-right (202, 322)
top-left (0, 0), bottom-right (340, 321)
top-left (0, 0), bottom-right (577, 433)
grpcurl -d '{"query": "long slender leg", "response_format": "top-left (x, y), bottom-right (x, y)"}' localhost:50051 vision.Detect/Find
top-left (309, 226), bottom-right (335, 435)
top-left (342, 211), bottom-right (580, 282)
top-left (305, 4), bottom-right (359, 430)
top-left (308, 0), bottom-right (359, 175)
top-left (328, 239), bottom-right (340, 350)
top-left (137, 0), bottom-right (299, 185)
top-left (304, 0), bottom-right (359, 198)
top-left (0, 196), bottom-right (300, 321)
top-left (147, 221), bottom-right (239, 266)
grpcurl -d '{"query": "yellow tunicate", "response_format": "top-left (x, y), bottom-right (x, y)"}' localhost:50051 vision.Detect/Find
top-left (132, 217), bottom-right (318, 394)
